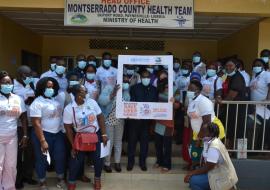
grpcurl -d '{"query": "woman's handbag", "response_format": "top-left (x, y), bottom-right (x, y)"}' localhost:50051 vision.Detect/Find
top-left (72, 107), bottom-right (98, 152)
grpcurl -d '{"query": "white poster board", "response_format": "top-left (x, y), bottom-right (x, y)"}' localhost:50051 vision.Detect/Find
top-left (116, 55), bottom-right (173, 120)
top-left (65, 0), bottom-right (194, 29)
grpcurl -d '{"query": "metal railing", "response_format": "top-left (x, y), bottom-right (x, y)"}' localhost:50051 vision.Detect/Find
top-left (215, 101), bottom-right (270, 154)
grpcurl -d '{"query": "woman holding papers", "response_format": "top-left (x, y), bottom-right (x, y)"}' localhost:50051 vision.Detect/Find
top-left (63, 84), bottom-right (108, 190)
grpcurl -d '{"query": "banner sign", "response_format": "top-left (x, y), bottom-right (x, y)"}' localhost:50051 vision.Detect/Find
top-left (65, 0), bottom-right (194, 29)
top-left (116, 55), bottom-right (173, 120)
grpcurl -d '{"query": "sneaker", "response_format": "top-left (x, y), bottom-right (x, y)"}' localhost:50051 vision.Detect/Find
top-left (40, 185), bottom-right (49, 190)
top-left (114, 163), bottom-right (122, 172)
top-left (56, 180), bottom-right (67, 190)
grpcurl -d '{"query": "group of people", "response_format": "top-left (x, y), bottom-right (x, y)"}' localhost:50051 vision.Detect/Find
top-left (0, 49), bottom-right (269, 190)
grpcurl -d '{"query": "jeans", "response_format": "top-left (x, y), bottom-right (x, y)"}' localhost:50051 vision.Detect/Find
top-left (68, 131), bottom-right (103, 184)
top-left (189, 174), bottom-right (210, 190)
top-left (32, 131), bottom-right (66, 182)
top-left (16, 127), bottom-right (35, 184)
top-left (128, 119), bottom-right (150, 167)
top-left (154, 132), bottom-right (172, 169)
top-left (105, 122), bottom-right (124, 166)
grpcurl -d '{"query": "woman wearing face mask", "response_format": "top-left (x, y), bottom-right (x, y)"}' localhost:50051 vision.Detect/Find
top-left (219, 58), bottom-right (246, 148)
top-left (87, 55), bottom-right (98, 68)
top-left (247, 59), bottom-right (270, 150)
top-left (30, 77), bottom-right (66, 190)
top-left (63, 84), bottom-right (108, 190)
top-left (84, 64), bottom-right (99, 101)
top-left (154, 77), bottom-right (180, 172)
top-left (187, 80), bottom-right (225, 169)
top-left (0, 71), bottom-right (28, 190)
top-left (125, 65), bottom-right (141, 87)
top-left (184, 123), bottom-right (238, 190)
top-left (192, 52), bottom-right (206, 77)
top-left (173, 58), bottom-right (182, 82)
top-left (201, 63), bottom-right (223, 101)
top-left (96, 52), bottom-right (117, 88)
top-left (103, 76), bottom-right (130, 173)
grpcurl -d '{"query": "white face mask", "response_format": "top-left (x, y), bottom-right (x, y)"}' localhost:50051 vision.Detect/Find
top-left (186, 91), bottom-right (195, 100)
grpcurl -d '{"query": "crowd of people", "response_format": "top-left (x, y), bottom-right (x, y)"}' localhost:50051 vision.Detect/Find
top-left (0, 49), bottom-right (269, 190)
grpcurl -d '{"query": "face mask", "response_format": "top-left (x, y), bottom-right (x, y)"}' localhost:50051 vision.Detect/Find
top-left (207, 69), bottom-right (217, 77)
top-left (55, 66), bottom-right (66, 75)
top-left (163, 65), bottom-right (168, 69)
top-left (86, 73), bottom-right (96, 80)
top-left (122, 83), bottom-right (130, 90)
top-left (0, 84), bottom-right (14, 94)
top-left (69, 80), bottom-right (79, 86)
top-left (226, 70), bottom-right (236, 77)
top-left (261, 57), bottom-right (269, 64)
top-left (126, 69), bottom-right (134, 76)
top-left (146, 68), bottom-right (154, 74)
top-left (203, 137), bottom-right (212, 142)
top-left (186, 91), bottom-right (195, 100)
top-left (23, 77), bottom-right (33, 85)
top-left (51, 63), bottom-right (56, 71)
top-left (154, 65), bottom-right (159, 71)
top-left (253, 66), bottom-right (263, 74)
top-left (142, 78), bottom-right (150, 86)
top-left (88, 61), bottom-right (96, 67)
top-left (181, 69), bottom-right (189, 75)
top-left (78, 60), bottom-right (87, 69)
top-left (193, 56), bottom-right (201, 63)
top-left (103, 60), bottom-right (112, 68)
top-left (44, 88), bottom-right (54, 98)
top-left (135, 67), bottom-right (139, 72)
top-left (174, 63), bottom-right (180, 70)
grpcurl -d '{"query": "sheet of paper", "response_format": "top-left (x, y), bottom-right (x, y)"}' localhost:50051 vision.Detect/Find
top-left (100, 140), bottom-right (111, 158)
top-left (43, 151), bottom-right (51, 165)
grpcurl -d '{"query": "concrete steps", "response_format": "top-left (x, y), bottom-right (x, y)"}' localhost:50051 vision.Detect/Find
top-left (25, 156), bottom-right (189, 190)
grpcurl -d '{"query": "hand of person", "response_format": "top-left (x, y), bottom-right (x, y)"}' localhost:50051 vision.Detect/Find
top-left (71, 148), bottom-right (78, 158)
top-left (102, 135), bottom-right (108, 146)
top-left (19, 136), bottom-right (28, 148)
top-left (41, 140), bottom-right (49, 153)
top-left (184, 173), bottom-right (192, 183)
top-left (110, 84), bottom-right (121, 99)
top-left (169, 97), bottom-right (175, 103)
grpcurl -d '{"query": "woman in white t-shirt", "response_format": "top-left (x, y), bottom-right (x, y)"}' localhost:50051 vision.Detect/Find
top-left (184, 123), bottom-right (238, 190)
top-left (30, 77), bottom-right (66, 190)
top-left (84, 64), bottom-right (100, 101)
top-left (63, 84), bottom-right (108, 190)
top-left (0, 71), bottom-right (28, 190)
top-left (201, 63), bottom-right (223, 101)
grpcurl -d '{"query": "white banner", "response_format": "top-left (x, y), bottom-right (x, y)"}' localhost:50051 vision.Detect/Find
top-left (116, 55), bottom-right (173, 120)
top-left (65, 0), bottom-right (194, 29)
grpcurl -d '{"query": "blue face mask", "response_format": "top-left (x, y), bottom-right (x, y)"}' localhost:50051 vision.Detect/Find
top-left (186, 91), bottom-right (195, 100)
top-left (163, 65), bottom-right (168, 69)
top-left (44, 88), bottom-right (54, 98)
top-left (86, 73), bottom-right (96, 80)
top-left (50, 63), bottom-right (56, 71)
top-left (142, 78), bottom-right (150, 86)
top-left (23, 77), bottom-right (33, 85)
top-left (146, 68), bottom-right (154, 74)
top-left (0, 84), bottom-right (14, 94)
top-left (174, 63), bottom-right (180, 70)
top-left (253, 66), bottom-right (263, 74)
top-left (122, 83), bottom-right (130, 90)
top-left (226, 70), bottom-right (236, 77)
top-left (103, 60), bottom-right (112, 68)
top-left (78, 60), bottom-right (87, 69)
top-left (181, 69), bottom-right (189, 75)
top-left (88, 61), bottom-right (96, 67)
top-left (261, 57), bottom-right (269, 64)
top-left (55, 66), bottom-right (66, 75)
top-left (69, 80), bottom-right (79, 86)
top-left (135, 67), bottom-right (139, 72)
top-left (207, 69), bottom-right (217, 77)
top-left (193, 56), bottom-right (201, 63)
top-left (126, 69), bottom-right (135, 76)
top-left (154, 65), bottom-right (160, 71)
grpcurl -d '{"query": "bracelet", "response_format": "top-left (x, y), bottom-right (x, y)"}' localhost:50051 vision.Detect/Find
top-left (102, 134), bottom-right (107, 137)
